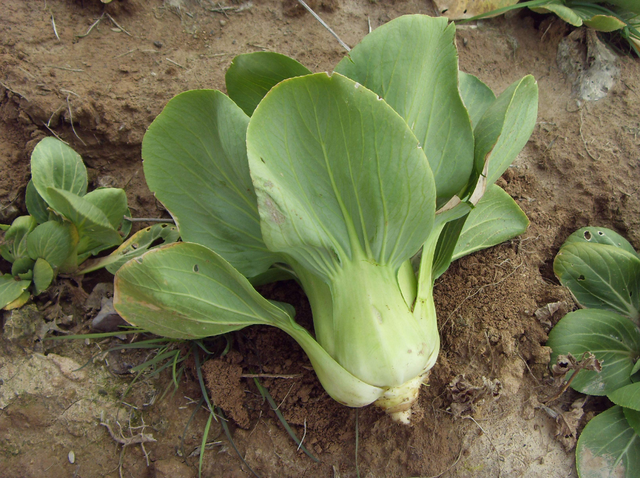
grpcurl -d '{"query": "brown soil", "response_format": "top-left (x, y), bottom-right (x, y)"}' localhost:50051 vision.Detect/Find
top-left (1, 1), bottom-right (639, 477)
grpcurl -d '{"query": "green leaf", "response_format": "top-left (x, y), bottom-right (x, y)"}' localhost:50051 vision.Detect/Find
top-left (113, 242), bottom-right (290, 339)
top-left (142, 90), bottom-right (279, 278)
top-left (25, 180), bottom-right (50, 224)
top-left (83, 188), bottom-right (128, 230)
top-left (11, 257), bottom-right (35, 276)
top-left (226, 52), bottom-right (311, 116)
top-left (473, 75), bottom-right (539, 189)
top-left (547, 309), bottom-right (640, 396)
top-left (584, 14), bottom-right (627, 32)
top-left (554, 243), bottom-right (640, 323)
top-left (0, 274), bottom-right (31, 309)
top-left (5, 216), bottom-right (37, 260)
top-left (561, 226), bottom-right (637, 256)
top-left (27, 220), bottom-right (77, 268)
top-left (533, 4), bottom-right (584, 27)
top-left (44, 187), bottom-right (122, 254)
top-left (30, 137), bottom-right (88, 206)
top-left (79, 223), bottom-right (180, 274)
top-left (4, 290), bottom-right (31, 310)
top-left (432, 214), bottom-right (469, 281)
top-left (609, 383), bottom-right (640, 411)
top-left (32, 258), bottom-right (54, 295)
top-left (17, 270), bottom-right (33, 281)
top-left (458, 72), bottom-right (496, 130)
top-left (452, 184), bottom-right (528, 262)
top-left (247, 72), bottom-right (436, 279)
top-left (624, 407), bottom-right (640, 437)
top-left (576, 406), bottom-right (640, 478)
top-left (334, 15), bottom-right (474, 206)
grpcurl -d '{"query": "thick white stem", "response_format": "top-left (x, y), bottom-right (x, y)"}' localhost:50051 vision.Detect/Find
top-left (373, 372), bottom-right (428, 424)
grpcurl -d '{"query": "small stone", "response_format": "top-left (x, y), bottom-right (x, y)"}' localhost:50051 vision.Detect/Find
top-left (92, 298), bottom-right (128, 332)
top-left (153, 40), bottom-right (163, 48)
top-left (85, 283), bottom-right (114, 311)
top-left (219, 19), bottom-right (227, 26)
top-left (68, 450), bottom-right (75, 464)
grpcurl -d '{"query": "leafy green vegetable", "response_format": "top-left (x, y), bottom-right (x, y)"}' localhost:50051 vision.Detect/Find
top-left (0, 137), bottom-right (175, 310)
top-left (113, 15), bottom-right (537, 423)
top-left (548, 226), bottom-right (640, 477)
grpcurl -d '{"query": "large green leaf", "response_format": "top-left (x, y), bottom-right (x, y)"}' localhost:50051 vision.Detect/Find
top-left (79, 223), bottom-right (180, 274)
top-left (0, 274), bottom-right (31, 310)
top-left (142, 90), bottom-right (279, 278)
top-left (609, 383), bottom-right (640, 411)
top-left (452, 184), bottom-right (528, 262)
top-left (226, 52), bottom-right (311, 117)
top-left (26, 220), bottom-right (77, 268)
top-left (44, 187), bottom-right (122, 254)
top-left (247, 72), bottom-right (436, 279)
top-left (554, 243), bottom-right (640, 323)
top-left (458, 72), bottom-right (496, 130)
top-left (30, 137), bottom-right (88, 206)
top-left (113, 241), bottom-right (385, 407)
top-left (114, 242), bottom-right (288, 338)
top-left (25, 180), bottom-right (50, 224)
top-left (576, 406), bottom-right (640, 478)
top-left (334, 15), bottom-right (474, 207)
top-left (547, 309), bottom-right (640, 396)
top-left (83, 188), bottom-right (128, 230)
top-left (561, 226), bottom-right (637, 257)
top-left (472, 75), bottom-right (539, 189)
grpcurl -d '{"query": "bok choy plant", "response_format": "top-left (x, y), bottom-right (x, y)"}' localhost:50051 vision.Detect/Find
top-left (547, 227), bottom-right (640, 476)
top-left (0, 137), bottom-right (179, 310)
top-left (113, 15), bottom-right (538, 423)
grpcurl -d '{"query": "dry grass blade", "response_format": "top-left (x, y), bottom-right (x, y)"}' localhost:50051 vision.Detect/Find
top-left (296, 0), bottom-right (350, 51)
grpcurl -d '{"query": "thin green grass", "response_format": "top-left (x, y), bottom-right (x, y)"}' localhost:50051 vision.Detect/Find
top-left (217, 406), bottom-right (261, 478)
top-left (253, 378), bottom-right (320, 463)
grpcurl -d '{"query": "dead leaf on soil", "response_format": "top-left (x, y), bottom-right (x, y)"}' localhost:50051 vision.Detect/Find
top-left (433, 0), bottom-right (519, 20)
top-left (554, 397), bottom-right (586, 451)
top-left (449, 374), bottom-right (502, 417)
top-left (551, 352), bottom-right (602, 388)
top-left (534, 301), bottom-right (569, 330)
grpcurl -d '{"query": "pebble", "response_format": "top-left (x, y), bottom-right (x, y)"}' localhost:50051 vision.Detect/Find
top-left (68, 450), bottom-right (75, 464)
top-left (92, 298), bottom-right (128, 333)
top-left (154, 41), bottom-right (163, 48)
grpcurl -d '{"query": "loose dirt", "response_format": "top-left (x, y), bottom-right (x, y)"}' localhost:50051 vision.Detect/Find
top-left (1, 1), bottom-right (639, 477)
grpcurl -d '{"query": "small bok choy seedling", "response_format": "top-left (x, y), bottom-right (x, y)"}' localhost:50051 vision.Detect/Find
top-left (113, 15), bottom-right (538, 423)
top-left (0, 137), bottom-right (179, 310)
top-left (547, 227), bottom-right (640, 477)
